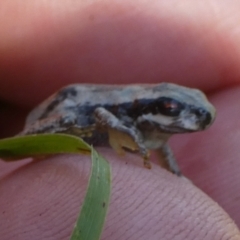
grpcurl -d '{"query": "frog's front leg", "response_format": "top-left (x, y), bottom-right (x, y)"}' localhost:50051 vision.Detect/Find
top-left (19, 112), bottom-right (78, 135)
top-left (94, 107), bottom-right (151, 169)
top-left (157, 144), bottom-right (182, 176)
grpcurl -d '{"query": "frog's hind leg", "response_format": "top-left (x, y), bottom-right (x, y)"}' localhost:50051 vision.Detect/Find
top-left (94, 107), bottom-right (150, 168)
top-left (157, 144), bottom-right (182, 176)
top-left (19, 112), bottom-right (77, 135)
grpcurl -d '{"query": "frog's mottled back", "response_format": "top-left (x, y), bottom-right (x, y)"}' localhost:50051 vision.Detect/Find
top-left (21, 83), bottom-right (216, 176)
top-left (25, 83), bottom-right (215, 128)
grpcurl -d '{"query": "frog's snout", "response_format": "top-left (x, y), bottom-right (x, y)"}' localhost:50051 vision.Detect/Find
top-left (197, 105), bottom-right (216, 130)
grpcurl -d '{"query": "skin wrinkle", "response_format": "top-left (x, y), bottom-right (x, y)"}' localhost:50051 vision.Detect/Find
top-left (103, 153), bottom-right (238, 239)
top-left (114, 173), bottom-right (163, 215)
top-left (167, 192), bottom-right (224, 239)
top-left (0, 156), bottom-right (91, 240)
top-left (100, 162), bottom-right (150, 236)
top-left (103, 170), bottom-right (175, 238)
top-left (218, 225), bottom-right (235, 240)
top-left (1, 153), bottom-right (240, 239)
top-left (161, 203), bottom-right (191, 239)
top-left (112, 157), bottom-right (238, 239)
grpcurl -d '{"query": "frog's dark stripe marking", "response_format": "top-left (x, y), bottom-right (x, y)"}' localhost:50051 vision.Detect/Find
top-left (60, 87), bottom-right (78, 97)
top-left (75, 97), bottom-right (180, 118)
top-left (40, 98), bottom-right (61, 118)
top-left (123, 98), bottom-right (185, 118)
top-left (121, 98), bottom-right (212, 126)
top-left (75, 97), bottom-right (212, 126)
top-left (38, 94), bottom-right (212, 130)
top-left (108, 97), bottom-right (185, 118)
top-left (39, 87), bottom-right (78, 119)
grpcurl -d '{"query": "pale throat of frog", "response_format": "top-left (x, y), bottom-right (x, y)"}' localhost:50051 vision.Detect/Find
top-left (142, 131), bottom-right (171, 149)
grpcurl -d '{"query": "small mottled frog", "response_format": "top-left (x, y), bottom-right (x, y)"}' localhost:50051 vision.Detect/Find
top-left (20, 83), bottom-right (216, 176)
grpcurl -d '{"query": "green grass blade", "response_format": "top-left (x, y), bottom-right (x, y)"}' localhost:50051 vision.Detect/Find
top-left (0, 134), bottom-right (91, 160)
top-left (0, 134), bottom-right (111, 240)
top-left (70, 147), bottom-right (111, 240)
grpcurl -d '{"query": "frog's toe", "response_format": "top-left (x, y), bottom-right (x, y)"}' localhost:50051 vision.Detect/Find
top-left (143, 158), bottom-right (152, 169)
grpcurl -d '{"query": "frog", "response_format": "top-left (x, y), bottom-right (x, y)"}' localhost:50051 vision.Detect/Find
top-left (19, 82), bottom-right (216, 176)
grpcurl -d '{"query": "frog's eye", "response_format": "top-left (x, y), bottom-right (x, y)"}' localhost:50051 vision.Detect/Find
top-left (157, 98), bottom-right (184, 117)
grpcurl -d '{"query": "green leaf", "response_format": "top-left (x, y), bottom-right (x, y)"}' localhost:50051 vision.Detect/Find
top-left (0, 134), bottom-right (91, 161)
top-left (70, 147), bottom-right (111, 240)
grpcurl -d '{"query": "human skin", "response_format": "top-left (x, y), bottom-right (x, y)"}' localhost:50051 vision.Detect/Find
top-left (1, 0), bottom-right (240, 239)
